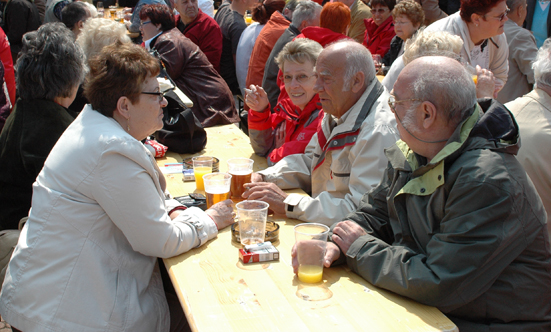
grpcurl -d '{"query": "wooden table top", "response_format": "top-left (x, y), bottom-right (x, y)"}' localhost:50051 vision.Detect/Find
top-left (159, 124), bottom-right (458, 332)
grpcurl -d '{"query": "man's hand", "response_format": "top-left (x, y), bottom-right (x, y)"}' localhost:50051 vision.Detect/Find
top-left (205, 199), bottom-right (235, 230)
top-left (241, 182), bottom-right (287, 215)
top-left (475, 65), bottom-right (496, 99)
top-left (331, 220), bottom-right (367, 255)
top-left (291, 242), bottom-right (341, 274)
top-left (250, 172), bottom-right (264, 183)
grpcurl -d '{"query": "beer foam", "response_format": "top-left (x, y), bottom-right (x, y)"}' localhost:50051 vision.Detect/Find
top-left (229, 170), bottom-right (253, 175)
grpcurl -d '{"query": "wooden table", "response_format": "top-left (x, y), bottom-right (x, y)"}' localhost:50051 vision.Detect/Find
top-left (159, 124), bottom-right (458, 332)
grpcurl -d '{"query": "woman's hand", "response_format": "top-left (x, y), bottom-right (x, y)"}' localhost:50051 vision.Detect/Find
top-left (205, 199), bottom-right (235, 230)
top-left (245, 85), bottom-right (269, 112)
top-left (475, 65), bottom-right (496, 99)
top-left (274, 122), bottom-right (286, 149)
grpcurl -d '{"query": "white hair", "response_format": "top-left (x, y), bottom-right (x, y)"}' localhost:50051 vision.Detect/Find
top-left (533, 38), bottom-right (551, 88)
top-left (77, 18), bottom-right (131, 60)
top-left (82, 2), bottom-right (98, 18)
top-left (323, 40), bottom-right (375, 91)
top-left (402, 29), bottom-right (463, 65)
top-left (291, 0), bottom-right (322, 28)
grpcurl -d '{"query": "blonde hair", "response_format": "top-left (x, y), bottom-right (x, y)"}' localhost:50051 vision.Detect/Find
top-left (275, 38), bottom-right (323, 72)
top-left (77, 18), bottom-right (131, 61)
top-left (402, 29), bottom-right (463, 65)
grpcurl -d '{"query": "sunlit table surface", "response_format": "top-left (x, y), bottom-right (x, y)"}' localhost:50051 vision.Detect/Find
top-left (158, 124), bottom-right (458, 332)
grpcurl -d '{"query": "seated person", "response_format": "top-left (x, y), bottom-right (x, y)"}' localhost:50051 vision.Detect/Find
top-left (61, 1), bottom-right (93, 38)
top-left (0, 62), bottom-right (12, 132)
top-left (174, 0), bottom-right (223, 72)
top-left (70, 18), bottom-right (132, 113)
top-left (295, 1), bottom-right (351, 45)
top-left (141, 4), bottom-right (239, 127)
top-left (0, 42), bottom-right (235, 332)
top-left (381, 0), bottom-right (423, 74)
top-left (242, 40), bottom-right (399, 226)
top-left (246, 39), bottom-right (324, 165)
top-left (0, 23), bottom-right (85, 231)
top-left (506, 39), bottom-right (551, 239)
top-left (292, 56), bottom-right (551, 331)
top-left (362, 0), bottom-right (396, 58)
top-left (1, 0), bottom-right (41, 61)
top-left (126, 0), bottom-right (168, 33)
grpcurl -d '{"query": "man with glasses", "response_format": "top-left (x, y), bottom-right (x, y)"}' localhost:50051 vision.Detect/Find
top-left (242, 40), bottom-right (399, 226)
top-left (293, 55), bottom-right (551, 331)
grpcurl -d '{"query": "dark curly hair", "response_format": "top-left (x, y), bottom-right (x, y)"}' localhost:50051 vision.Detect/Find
top-left (460, 0), bottom-right (505, 22)
top-left (139, 4), bottom-right (175, 31)
top-left (370, 0), bottom-right (396, 12)
top-left (252, 0), bottom-right (286, 25)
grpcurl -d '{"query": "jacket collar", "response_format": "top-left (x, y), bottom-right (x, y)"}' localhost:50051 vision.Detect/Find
top-left (274, 94), bottom-right (321, 125)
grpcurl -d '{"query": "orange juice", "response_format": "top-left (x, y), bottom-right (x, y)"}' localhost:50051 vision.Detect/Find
top-left (472, 75), bottom-right (478, 85)
top-left (298, 264), bottom-right (323, 283)
top-left (194, 166), bottom-right (211, 191)
top-left (245, 16), bottom-right (252, 24)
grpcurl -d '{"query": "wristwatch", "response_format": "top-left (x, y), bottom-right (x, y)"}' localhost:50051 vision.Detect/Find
top-left (188, 220), bottom-right (208, 248)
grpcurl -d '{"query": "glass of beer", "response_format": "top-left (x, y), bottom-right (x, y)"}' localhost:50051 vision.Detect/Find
top-left (294, 223), bottom-right (330, 283)
top-left (203, 172), bottom-right (232, 208)
top-left (236, 200), bottom-right (269, 246)
top-left (192, 156), bottom-right (213, 191)
top-left (227, 158), bottom-right (254, 199)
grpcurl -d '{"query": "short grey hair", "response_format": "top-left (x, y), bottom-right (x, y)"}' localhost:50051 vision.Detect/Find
top-left (275, 38), bottom-right (323, 72)
top-left (402, 29), bottom-right (463, 65)
top-left (77, 18), bottom-right (131, 60)
top-left (533, 38), bottom-right (551, 88)
top-left (284, 0), bottom-right (299, 14)
top-left (291, 0), bottom-right (322, 28)
top-left (409, 57), bottom-right (476, 125)
top-left (326, 40), bottom-right (375, 91)
top-left (506, 0), bottom-right (525, 11)
top-left (16, 23), bottom-right (85, 101)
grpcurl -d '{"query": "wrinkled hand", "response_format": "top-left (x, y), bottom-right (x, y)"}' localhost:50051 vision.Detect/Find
top-left (245, 85), bottom-right (269, 112)
top-left (250, 172), bottom-right (264, 183)
top-left (124, 13), bottom-right (132, 21)
top-left (241, 182), bottom-right (287, 215)
top-left (205, 199), bottom-right (235, 230)
top-left (274, 122), bottom-right (286, 149)
top-left (331, 220), bottom-right (367, 255)
top-left (291, 241), bottom-right (341, 274)
top-left (475, 65), bottom-right (495, 99)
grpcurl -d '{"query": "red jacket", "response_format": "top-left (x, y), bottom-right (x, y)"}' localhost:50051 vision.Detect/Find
top-left (0, 28), bottom-right (15, 109)
top-left (175, 10), bottom-right (223, 73)
top-left (363, 16), bottom-right (395, 58)
top-left (245, 11), bottom-right (289, 90)
top-left (248, 94), bottom-right (323, 164)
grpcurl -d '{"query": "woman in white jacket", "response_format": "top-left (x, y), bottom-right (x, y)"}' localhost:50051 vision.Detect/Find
top-left (0, 42), bottom-right (235, 332)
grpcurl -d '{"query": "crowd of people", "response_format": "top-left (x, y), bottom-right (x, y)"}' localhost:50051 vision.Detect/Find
top-left (0, 0), bottom-right (550, 330)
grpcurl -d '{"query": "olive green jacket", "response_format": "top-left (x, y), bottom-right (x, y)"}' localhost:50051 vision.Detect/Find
top-left (333, 99), bottom-right (551, 331)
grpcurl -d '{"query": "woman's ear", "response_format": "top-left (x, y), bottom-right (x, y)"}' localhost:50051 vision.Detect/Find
top-left (115, 96), bottom-right (131, 119)
top-left (471, 13), bottom-right (481, 26)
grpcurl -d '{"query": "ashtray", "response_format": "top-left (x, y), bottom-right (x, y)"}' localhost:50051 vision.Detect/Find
top-left (182, 156), bottom-right (220, 172)
top-left (231, 221), bottom-right (280, 243)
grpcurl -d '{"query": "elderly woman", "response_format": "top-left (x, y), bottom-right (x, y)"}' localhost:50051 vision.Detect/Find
top-left (0, 23), bottom-right (85, 231)
top-left (363, 0), bottom-right (396, 58)
top-left (246, 38), bottom-right (324, 165)
top-left (425, 0), bottom-right (509, 94)
top-left (382, 0), bottom-right (424, 72)
top-left (69, 18), bottom-right (131, 113)
top-left (0, 42), bottom-right (235, 332)
top-left (140, 4), bottom-right (239, 127)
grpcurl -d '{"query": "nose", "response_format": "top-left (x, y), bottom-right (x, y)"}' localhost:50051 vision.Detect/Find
top-left (289, 77), bottom-right (300, 89)
top-left (161, 96), bottom-right (168, 107)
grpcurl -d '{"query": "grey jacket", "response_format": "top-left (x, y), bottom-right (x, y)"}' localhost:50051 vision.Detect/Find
top-left (333, 99), bottom-right (551, 331)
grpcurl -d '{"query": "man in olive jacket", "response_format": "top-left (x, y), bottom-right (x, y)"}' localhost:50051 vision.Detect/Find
top-left (293, 56), bottom-right (551, 331)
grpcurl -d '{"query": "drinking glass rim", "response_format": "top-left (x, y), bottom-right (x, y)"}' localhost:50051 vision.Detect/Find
top-left (236, 200), bottom-right (269, 211)
top-left (294, 223), bottom-right (330, 235)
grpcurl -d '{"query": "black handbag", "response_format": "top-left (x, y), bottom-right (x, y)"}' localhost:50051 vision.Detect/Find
top-left (151, 48), bottom-right (207, 154)
top-left (155, 90), bottom-right (207, 154)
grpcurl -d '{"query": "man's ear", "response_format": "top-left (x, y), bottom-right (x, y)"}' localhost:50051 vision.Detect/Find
top-left (350, 71), bottom-right (365, 93)
top-left (420, 101), bottom-right (438, 129)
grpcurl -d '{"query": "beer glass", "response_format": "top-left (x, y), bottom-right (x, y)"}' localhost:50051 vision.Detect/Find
top-left (294, 223), bottom-right (330, 283)
top-left (203, 172), bottom-right (231, 208)
top-left (227, 158), bottom-right (254, 198)
top-left (236, 200), bottom-right (268, 246)
top-left (192, 156), bottom-right (213, 191)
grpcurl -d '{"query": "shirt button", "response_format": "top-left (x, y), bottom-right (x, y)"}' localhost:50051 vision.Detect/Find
top-left (438, 175), bottom-right (442, 180)
top-left (420, 188), bottom-right (426, 193)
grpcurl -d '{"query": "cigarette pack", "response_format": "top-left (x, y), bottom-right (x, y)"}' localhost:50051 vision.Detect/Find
top-left (239, 243), bottom-right (279, 264)
top-left (182, 169), bottom-right (195, 182)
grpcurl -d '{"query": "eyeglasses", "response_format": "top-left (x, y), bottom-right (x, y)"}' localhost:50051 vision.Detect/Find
top-left (388, 94), bottom-right (423, 113)
top-left (394, 20), bottom-right (412, 26)
top-left (282, 73), bottom-right (316, 84)
top-left (483, 7), bottom-right (510, 21)
top-left (140, 20), bottom-right (151, 27)
top-left (141, 89), bottom-right (170, 102)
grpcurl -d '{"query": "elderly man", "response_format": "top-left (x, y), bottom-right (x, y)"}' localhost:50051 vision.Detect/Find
top-left (175, 0), bottom-right (223, 72)
top-left (262, 0), bottom-right (322, 112)
top-left (61, 2), bottom-right (92, 38)
top-left (506, 39), bottom-right (551, 240)
top-left (292, 56), bottom-right (551, 331)
top-left (335, 0), bottom-right (371, 43)
top-left (243, 40), bottom-right (399, 226)
top-left (497, 0), bottom-right (538, 104)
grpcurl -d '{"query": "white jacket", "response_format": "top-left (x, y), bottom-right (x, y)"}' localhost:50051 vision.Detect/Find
top-left (426, 12), bottom-right (509, 88)
top-left (0, 106), bottom-right (218, 332)
top-left (259, 80), bottom-right (399, 226)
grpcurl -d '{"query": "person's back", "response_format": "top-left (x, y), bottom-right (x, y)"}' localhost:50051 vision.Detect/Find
top-left (2, 0), bottom-right (41, 61)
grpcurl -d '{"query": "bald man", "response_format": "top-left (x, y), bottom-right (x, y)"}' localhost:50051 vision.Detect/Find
top-left (292, 56), bottom-right (551, 331)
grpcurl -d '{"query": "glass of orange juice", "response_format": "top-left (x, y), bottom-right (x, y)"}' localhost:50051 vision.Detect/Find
top-left (294, 223), bottom-right (330, 283)
top-left (192, 156), bottom-right (213, 191)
